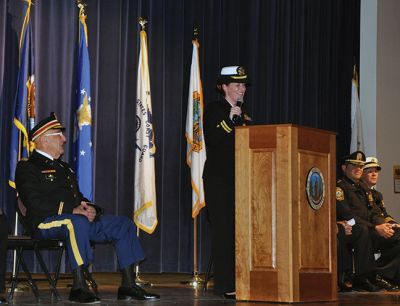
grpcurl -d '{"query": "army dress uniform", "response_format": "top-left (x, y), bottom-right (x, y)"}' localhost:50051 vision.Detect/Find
top-left (15, 150), bottom-right (144, 271)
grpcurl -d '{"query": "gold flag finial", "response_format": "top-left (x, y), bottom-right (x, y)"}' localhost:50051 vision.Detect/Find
top-left (138, 17), bottom-right (147, 31)
top-left (353, 64), bottom-right (358, 82)
top-left (76, 0), bottom-right (87, 15)
top-left (193, 25), bottom-right (199, 40)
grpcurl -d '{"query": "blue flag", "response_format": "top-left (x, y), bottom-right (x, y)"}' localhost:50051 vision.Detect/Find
top-left (73, 7), bottom-right (93, 201)
top-left (9, 1), bottom-right (35, 189)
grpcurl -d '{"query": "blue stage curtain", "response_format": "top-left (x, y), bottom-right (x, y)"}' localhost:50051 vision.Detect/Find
top-left (0, 0), bottom-right (360, 273)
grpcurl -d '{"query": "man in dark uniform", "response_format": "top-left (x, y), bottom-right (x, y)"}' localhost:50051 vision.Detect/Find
top-left (361, 156), bottom-right (400, 285)
top-left (203, 66), bottom-right (251, 299)
top-left (0, 209), bottom-right (7, 304)
top-left (362, 157), bottom-right (396, 224)
top-left (15, 113), bottom-right (159, 303)
top-left (336, 151), bottom-right (399, 291)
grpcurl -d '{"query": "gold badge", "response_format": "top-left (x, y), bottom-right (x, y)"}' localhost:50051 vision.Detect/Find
top-left (237, 66), bottom-right (246, 76)
top-left (336, 187), bottom-right (344, 201)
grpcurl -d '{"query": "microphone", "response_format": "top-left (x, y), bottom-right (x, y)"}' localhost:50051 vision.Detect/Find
top-left (232, 98), bottom-right (243, 125)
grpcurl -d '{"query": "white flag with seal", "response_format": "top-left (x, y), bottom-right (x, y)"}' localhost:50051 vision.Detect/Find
top-left (185, 39), bottom-right (206, 218)
top-left (134, 29), bottom-right (158, 234)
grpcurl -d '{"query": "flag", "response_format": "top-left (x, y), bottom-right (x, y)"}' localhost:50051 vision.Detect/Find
top-left (134, 29), bottom-right (158, 234)
top-left (9, 0), bottom-right (35, 189)
top-left (350, 66), bottom-right (364, 153)
top-left (73, 6), bottom-right (93, 201)
top-left (185, 39), bottom-right (206, 218)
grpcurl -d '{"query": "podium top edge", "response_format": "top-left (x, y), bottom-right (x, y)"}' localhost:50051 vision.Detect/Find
top-left (236, 124), bottom-right (337, 135)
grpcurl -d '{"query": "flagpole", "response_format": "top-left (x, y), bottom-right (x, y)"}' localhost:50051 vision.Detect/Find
top-left (134, 227), bottom-right (151, 286)
top-left (181, 27), bottom-right (204, 288)
top-left (180, 216), bottom-right (203, 287)
top-left (10, 0), bottom-right (35, 291)
top-left (134, 17), bottom-right (153, 287)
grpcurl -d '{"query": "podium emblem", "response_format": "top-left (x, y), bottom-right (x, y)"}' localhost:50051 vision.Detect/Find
top-left (306, 167), bottom-right (325, 210)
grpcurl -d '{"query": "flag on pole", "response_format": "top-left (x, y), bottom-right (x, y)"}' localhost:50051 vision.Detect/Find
top-left (350, 65), bottom-right (364, 153)
top-left (134, 26), bottom-right (158, 234)
top-left (9, 0), bottom-right (35, 189)
top-left (73, 5), bottom-right (93, 201)
top-left (185, 39), bottom-right (206, 218)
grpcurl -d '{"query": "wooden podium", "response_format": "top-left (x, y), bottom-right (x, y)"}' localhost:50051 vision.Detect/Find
top-left (235, 124), bottom-right (337, 303)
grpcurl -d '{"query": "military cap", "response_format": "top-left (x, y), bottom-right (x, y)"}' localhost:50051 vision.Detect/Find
top-left (216, 66), bottom-right (251, 86)
top-left (341, 150), bottom-right (366, 166)
top-left (363, 156), bottom-right (382, 171)
top-left (29, 112), bottom-right (65, 141)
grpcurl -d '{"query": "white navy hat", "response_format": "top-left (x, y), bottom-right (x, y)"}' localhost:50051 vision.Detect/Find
top-left (363, 157), bottom-right (381, 171)
top-left (217, 66), bottom-right (250, 85)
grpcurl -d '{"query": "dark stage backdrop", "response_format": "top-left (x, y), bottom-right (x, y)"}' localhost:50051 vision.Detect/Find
top-left (0, 0), bottom-right (360, 273)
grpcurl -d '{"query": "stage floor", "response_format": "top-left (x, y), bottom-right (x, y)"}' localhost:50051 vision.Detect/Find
top-left (6, 273), bottom-right (400, 305)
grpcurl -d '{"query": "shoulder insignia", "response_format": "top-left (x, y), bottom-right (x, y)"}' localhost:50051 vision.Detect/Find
top-left (336, 187), bottom-right (344, 201)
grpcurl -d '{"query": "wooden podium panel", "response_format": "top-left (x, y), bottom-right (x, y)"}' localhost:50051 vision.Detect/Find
top-left (235, 124), bottom-right (336, 303)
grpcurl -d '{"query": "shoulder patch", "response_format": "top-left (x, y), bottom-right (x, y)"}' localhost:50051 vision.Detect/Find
top-left (336, 187), bottom-right (344, 201)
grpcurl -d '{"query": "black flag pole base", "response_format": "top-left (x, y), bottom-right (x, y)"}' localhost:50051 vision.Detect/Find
top-left (180, 271), bottom-right (204, 288)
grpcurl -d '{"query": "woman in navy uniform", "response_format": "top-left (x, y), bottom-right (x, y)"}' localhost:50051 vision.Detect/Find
top-left (203, 66), bottom-right (250, 298)
top-left (15, 113), bottom-right (159, 303)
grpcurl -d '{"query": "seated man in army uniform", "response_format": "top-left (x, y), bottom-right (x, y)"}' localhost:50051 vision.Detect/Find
top-left (336, 151), bottom-right (399, 292)
top-left (15, 113), bottom-right (159, 304)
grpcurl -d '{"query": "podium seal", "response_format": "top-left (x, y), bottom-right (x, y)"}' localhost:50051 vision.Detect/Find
top-left (306, 167), bottom-right (325, 210)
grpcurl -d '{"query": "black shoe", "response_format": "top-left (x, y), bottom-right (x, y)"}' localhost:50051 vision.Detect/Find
top-left (223, 292), bottom-right (236, 299)
top-left (0, 297), bottom-right (7, 305)
top-left (69, 288), bottom-right (101, 304)
top-left (117, 284), bottom-right (160, 300)
top-left (374, 275), bottom-right (400, 292)
top-left (338, 282), bottom-right (352, 292)
top-left (352, 277), bottom-right (381, 292)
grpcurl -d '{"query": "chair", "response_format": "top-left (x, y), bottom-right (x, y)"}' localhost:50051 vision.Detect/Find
top-left (7, 198), bottom-right (65, 301)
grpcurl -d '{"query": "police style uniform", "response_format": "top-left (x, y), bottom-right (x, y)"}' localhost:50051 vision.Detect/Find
top-left (337, 152), bottom-right (400, 285)
top-left (203, 66), bottom-right (250, 295)
top-left (361, 157), bottom-right (400, 282)
top-left (15, 114), bottom-right (144, 271)
top-left (370, 189), bottom-right (397, 224)
top-left (336, 176), bottom-right (377, 279)
top-left (363, 157), bottom-right (397, 224)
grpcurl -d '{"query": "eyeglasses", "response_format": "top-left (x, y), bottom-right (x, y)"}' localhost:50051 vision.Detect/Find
top-left (44, 132), bottom-right (64, 137)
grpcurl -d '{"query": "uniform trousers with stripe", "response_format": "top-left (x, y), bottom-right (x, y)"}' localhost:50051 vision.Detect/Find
top-left (34, 214), bottom-right (144, 270)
